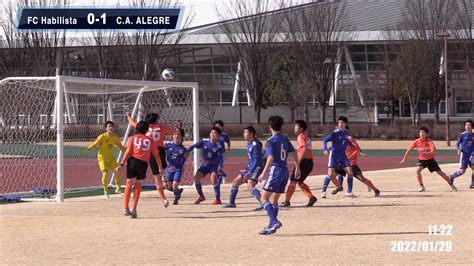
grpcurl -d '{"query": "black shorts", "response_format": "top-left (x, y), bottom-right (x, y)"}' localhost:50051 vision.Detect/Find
top-left (290, 159), bottom-right (313, 182)
top-left (149, 147), bottom-right (167, 175)
top-left (417, 159), bottom-right (441, 173)
top-left (335, 165), bottom-right (362, 177)
top-left (127, 156), bottom-right (148, 180)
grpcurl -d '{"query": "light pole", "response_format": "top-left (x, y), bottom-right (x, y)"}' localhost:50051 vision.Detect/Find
top-left (437, 32), bottom-right (450, 146)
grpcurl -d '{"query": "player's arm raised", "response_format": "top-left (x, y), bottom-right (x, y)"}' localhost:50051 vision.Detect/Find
top-left (126, 112), bottom-right (137, 128)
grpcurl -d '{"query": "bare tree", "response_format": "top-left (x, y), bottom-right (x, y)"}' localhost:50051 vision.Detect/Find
top-left (215, 0), bottom-right (285, 123)
top-left (284, 0), bottom-right (352, 124)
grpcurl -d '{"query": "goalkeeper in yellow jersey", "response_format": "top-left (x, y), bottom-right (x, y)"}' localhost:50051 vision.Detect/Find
top-left (86, 121), bottom-right (126, 198)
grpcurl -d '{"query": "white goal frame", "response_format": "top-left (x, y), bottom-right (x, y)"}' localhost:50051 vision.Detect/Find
top-left (0, 74), bottom-right (200, 202)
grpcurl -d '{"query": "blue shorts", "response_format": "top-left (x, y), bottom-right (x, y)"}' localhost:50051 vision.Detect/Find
top-left (197, 163), bottom-right (219, 176)
top-left (240, 166), bottom-right (262, 183)
top-left (166, 167), bottom-right (183, 182)
top-left (328, 151), bottom-right (350, 168)
top-left (263, 166), bottom-right (289, 193)
top-left (459, 152), bottom-right (473, 169)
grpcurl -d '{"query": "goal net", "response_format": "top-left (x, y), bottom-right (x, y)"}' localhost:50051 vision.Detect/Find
top-left (0, 75), bottom-right (199, 202)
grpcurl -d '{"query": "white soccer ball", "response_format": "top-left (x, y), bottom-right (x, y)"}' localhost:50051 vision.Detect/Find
top-left (161, 68), bottom-right (175, 81)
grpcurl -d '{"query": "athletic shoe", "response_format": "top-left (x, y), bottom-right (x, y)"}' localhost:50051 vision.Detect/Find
top-left (374, 189), bottom-right (381, 197)
top-left (258, 227), bottom-right (276, 235)
top-left (279, 202), bottom-right (291, 208)
top-left (194, 196), bottom-right (205, 204)
top-left (346, 192), bottom-right (357, 198)
top-left (124, 208), bottom-right (131, 216)
top-left (273, 220), bottom-right (283, 230)
top-left (331, 187), bottom-right (343, 195)
top-left (211, 199), bottom-right (222, 205)
top-left (130, 209), bottom-right (137, 219)
top-left (222, 203), bottom-right (236, 208)
top-left (450, 183), bottom-right (457, 191)
top-left (306, 196), bottom-right (318, 207)
top-left (173, 199), bottom-right (179, 205)
top-left (104, 192), bottom-right (109, 199)
top-left (254, 203), bottom-right (264, 211)
top-left (368, 186), bottom-right (371, 192)
top-left (163, 199), bottom-right (170, 208)
top-left (321, 191), bottom-right (327, 198)
top-left (470, 184), bottom-right (474, 189)
top-left (418, 186), bottom-right (425, 192)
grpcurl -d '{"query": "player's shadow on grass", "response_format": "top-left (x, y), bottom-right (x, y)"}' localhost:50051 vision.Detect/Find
top-left (140, 213), bottom-right (266, 220)
top-left (377, 194), bottom-right (441, 198)
top-left (285, 203), bottom-right (402, 209)
top-left (274, 231), bottom-right (426, 237)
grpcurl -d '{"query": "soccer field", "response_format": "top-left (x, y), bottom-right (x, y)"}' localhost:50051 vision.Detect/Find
top-left (1, 163), bottom-right (473, 264)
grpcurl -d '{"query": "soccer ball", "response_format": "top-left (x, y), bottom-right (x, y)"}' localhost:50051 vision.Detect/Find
top-left (161, 68), bottom-right (175, 81)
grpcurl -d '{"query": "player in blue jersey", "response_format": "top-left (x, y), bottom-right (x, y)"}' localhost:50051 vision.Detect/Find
top-left (321, 116), bottom-right (354, 198)
top-left (257, 116), bottom-right (300, 235)
top-left (164, 128), bottom-right (187, 205)
top-left (214, 120), bottom-right (231, 184)
top-left (188, 127), bottom-right (225, 205)
top-left (222, 126), bottom-right (264, 210)
top-left (449, 119), bottom-right (474, 189)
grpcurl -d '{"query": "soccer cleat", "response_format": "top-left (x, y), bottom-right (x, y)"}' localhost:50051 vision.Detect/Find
top-left (368, 186), bottom-right (371, 192)
top-left (418, 186), bottom-right (426, 192)
top-left (194, 196), bottom-right (206, 204)
top-left (173, 199), bottom-right (179, 205)
top-left (279, 202), bottom-right (291, 208)
top-left (254, 203), bottom-right (264, 211)
top-left (258, 226), bottom-right (276, 235)
top-left (346, 192), bottom-right (357, 198)
top-left (104, 192), bottom-right (109, 199)
top-left (321, 191), bottom-right (327, 198)
top-left (450, 184), bottom-right (457, 192)
top-left (130, 209), bottom-right (137, 219)
top-left (273, 221), bottom-right (283, 230)
top-left (331, 187), bottom-right (343, 195)
top-left (470, 184), bottom-right (474, 189)
top-left (374, 189), bottom-right (381, 197)
top-left (222, 203), bottom-right (236, 208)
top-left (211, 199), bottom-right (222, 205)
top-left (306, 196), bottom-right (318, 207)
top-left (124, 208), bottom-right (131, 216)
top-left (163, 199), bottom-right (170, 208)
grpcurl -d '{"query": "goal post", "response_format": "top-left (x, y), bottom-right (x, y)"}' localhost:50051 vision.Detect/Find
top-left (0, 75), bottom-right (200, 202)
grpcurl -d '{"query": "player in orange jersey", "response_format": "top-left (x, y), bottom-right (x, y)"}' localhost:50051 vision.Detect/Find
top-left (280, 120), bottom-right (317, 207)
top-left (400, 127), bottom-right (457, 192)
top-left (127, 112), bottom-right (175, 207)
top-left (116, 121), bottom-right (164, 219)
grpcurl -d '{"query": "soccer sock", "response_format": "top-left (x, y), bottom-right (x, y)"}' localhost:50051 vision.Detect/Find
top-left (272, 204), bottom-right (279, 218)
top-left (155, 180), bottom-right (166, 200)
top-left (331, 176), bottom-right (343, 189)
top-left (338, 175), bottom-right (344, 186)
top-left (229, 186), bottom-right (238, 205)
top-left (347, 176), bottom-right (354, 193)
top-left (250, 187), bottom-right (262, 203)
top-left (322, 175), bottom-right (331, 192)
top-left (285, 183), bottom-right (296, 203)
top-left (173, 188), bottom-right (180, 200)
top-left (101, 171), bottom-right (108, 194)
top-left (416, 175), bottom-right (424, 187)
top-left (114, 172), bottom-right (122, 192)
top-left (124, 180), bottom-right (132, 209)
top-left (132, 183), bottom-right (142, 209)
top-left (213, 183), bottom-right (221, 201)
top-left (195, 182), bottom-right (205, 198)
top-left (263, 201), bottom-right (276, 226)
top-left (298, 183), bottom-right (314, 198)
top-left (449, 171), bottom-right (463, 179)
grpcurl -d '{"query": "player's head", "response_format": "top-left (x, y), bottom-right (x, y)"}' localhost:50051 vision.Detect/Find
top-left (337, 116), bottom-right (348, 130)
top-left (173, 128), bottom-right (185, 144)
top-left (419, 126), bottom-right (429, 139)
top-left (136, 121), bottom-right (149, 135)
top-left (244, 126), bottom-right (256, 141)
top-left (210, 127), bottom-right (221, 142)
top-left (465, 119), bottom-right (473, 132)
top-left (144, 113), bottom-right (159, 124)
top-left (294, 120), bottom-right (307, 134)
top-left (268, 115), bottom-right (284, 132)
top-left (104, 121), bottom-right (115, 133)
top-left (213, 120), bottom-right (224, 129)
